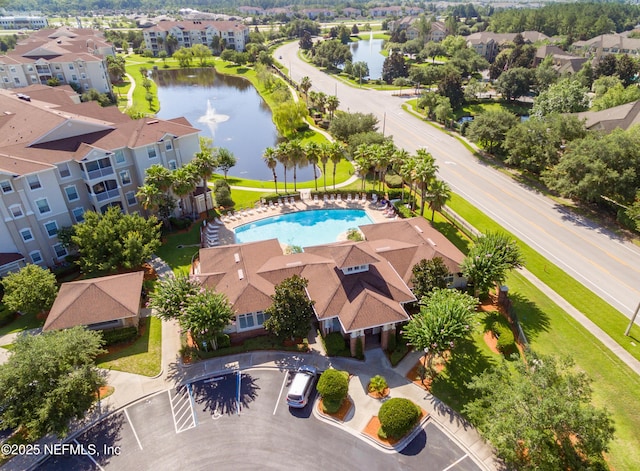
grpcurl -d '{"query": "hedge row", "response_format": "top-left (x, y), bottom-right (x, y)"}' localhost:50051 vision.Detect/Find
top-left (101, 326), bottom-right (138, 346)
top-left (492, 321), bottom-right (518, 356)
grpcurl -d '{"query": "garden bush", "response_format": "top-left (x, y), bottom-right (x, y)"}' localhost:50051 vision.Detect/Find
top-left (384, 174), bottom-right (402, 188)
top-left (368, 375), bottom-right (388, 395)
top-left (317, 369), bottom-right (349, 413)
top-left (100, 326), bottom-right (138, 346)
top-left (168, 217), bottom-right (192, 230)
top-left (324, 331), bottom-right (348, 356)
top-left (378, 398), bottom-right (421, 439)
top-left (0, 307), bottom-right (16, 327)
top-left (492, 321), bottom-right (517, 356)
top-left (387, 330), bottom-right (397, 352)
top-left (355, 337), bottom-right (364, 360)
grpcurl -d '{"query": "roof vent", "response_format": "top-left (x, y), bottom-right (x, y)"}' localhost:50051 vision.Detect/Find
top-left (147, 119), bottom-right (159, 125)
top-left (285, 261), bottom-right (302, 267)
top-left (237, 269), bottom-right (244, 280)
top-left (427, 238), bottom-right (436, 247)
top-left (375, 246), bottom-right (391, 253)
top-left (414, 225), bottom-right (423, 234)
top-left (233, 253), bottom-right (240, 263)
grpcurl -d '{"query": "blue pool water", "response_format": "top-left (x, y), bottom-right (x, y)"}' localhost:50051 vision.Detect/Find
top-left (234, 209), bottom-right (373, 247)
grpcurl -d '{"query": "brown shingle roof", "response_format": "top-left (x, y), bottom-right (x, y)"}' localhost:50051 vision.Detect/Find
top-left (44, 271), bottom-right (144, 331)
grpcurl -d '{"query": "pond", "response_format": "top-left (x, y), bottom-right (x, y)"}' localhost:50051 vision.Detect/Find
top-left (155, 68), bottom-right (315, 182)
top-left (349, 37), bottom-right (386, 80)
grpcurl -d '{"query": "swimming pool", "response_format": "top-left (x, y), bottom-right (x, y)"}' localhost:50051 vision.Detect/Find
top-left (234, 209), bottom-right (373, 247)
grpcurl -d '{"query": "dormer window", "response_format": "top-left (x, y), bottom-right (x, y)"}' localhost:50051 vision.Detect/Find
top-left (341, 264), bottom-right (369, 275)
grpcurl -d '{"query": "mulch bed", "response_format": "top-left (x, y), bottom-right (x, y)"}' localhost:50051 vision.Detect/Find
top-left (318, 397), bottom-right (353, 422)
top-left (362, 408), bottom-right (429, 447)
top-left (97, 386), bottom-right (115, 400)
top-left (367, 387), bottom-right (390, 399)
top-left (483, 331), bottom-right (500, 354)
top-left (406, 355), bottom-right (448, 391)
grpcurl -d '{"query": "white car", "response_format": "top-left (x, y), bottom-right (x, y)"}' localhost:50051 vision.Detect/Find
top-left (286, 366), bottom-right (317, 408)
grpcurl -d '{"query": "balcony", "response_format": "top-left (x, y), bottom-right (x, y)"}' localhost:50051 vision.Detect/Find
top-left (86, 166), bottom-right (114, 180)
top-left (95, 188), bottom-right (120, 202)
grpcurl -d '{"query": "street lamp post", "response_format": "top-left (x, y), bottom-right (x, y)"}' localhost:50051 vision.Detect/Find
top-left (624, 300), bottom-right (640, 336)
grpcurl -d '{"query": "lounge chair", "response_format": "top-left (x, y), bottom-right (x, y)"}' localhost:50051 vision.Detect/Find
top-left (323, 194), bottom-right (328, 203)
top-left (313, 194), bottom-right (319, 203)
top-left (329, 194), bottom-right (335, 202)
top-left (214, 217), bottom-right (224, 225)
top-left (372, 193), bottom-right (378, 203)
top-left (347, 194), bottom-right (352, 202)
top-left (337, 194), bottom-right (342, 202)
top-left (269, 200), bottom-right (275, 209)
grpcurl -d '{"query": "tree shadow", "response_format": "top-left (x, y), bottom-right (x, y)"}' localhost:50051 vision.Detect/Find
top-left (82, 412), bottom-right (126, 467)
top-left (399, 428), bottom-right (426, 456)
top-left (429, 337), bottom-right (494, 414)
top-left (191, 372), bottom-right (260, 416)
top-left (507, 292), bottom-right (551, 342)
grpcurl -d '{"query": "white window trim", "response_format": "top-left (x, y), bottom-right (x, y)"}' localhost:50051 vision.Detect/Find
top-left (125, 191), bottom-right (137, 206)
top-left (58, 163), bottom-right (71, 178)
top-left (1, 180), bottom-right (13, 194)
top-left (164, 140), bottom-right (173, 151)
top-left (20, 228), bottom-right (33, 242)
top-left (72, 207), bottom-right (85, 223)
top-left (44, 220), bottom-right (58, 238)
top-left (119, 170), bottom-right (131, 186)
top-left (64, 185), bottom-right (79, 202)
top-left (53, 243), bottom-right (67, 259)
top-left (168, 160), bottom-right (177, 170)
top-left (147, 145), bottom-right (157, 159)
top-left (35, 198), bottom-right (51, 214)
top-left (29, 250), bottom-right (43, 264)
top-left (9, 204), bottom-right (23, 219)
top-left (114, 149), bottom-right (126, 165)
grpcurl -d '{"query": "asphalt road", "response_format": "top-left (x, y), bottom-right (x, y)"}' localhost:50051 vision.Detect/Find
top-left (38, 370), bottom-right (479, 471)
top-left (276, 41), bottom-right (640, 321)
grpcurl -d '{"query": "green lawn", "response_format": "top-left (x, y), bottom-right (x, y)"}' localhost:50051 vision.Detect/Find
top-left (97, 316), bottom-right (162, 377)
top-left (155, 224), bottom-right (202, 275)
top-left (432, 192), bottom-right (640, 470)
top-left (0, 311), bottom-right (43, 337)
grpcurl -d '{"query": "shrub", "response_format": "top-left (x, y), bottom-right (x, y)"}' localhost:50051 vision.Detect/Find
top-left (492, 321), bottom-right (517, 356)
top-left (317, 369), bottom-right (349, 413)
top-left (396, 203), bottom-right (413, 219)
top-left (168, 217), bottom-right (192, 230)
top-left (384, 174), bottom-right (403, 188)
top-left (324, 332), bottom-right (348, 356)
top-left (368, 375), bottom-right (388, 395)
top-left (100, 326), bottom-right (138, 346)
top-left (387, 330), bottom-right (397, 352)
top-left (215, 333), bottom-right (231, 349)
top-left (378, 398), bottom-right (421, 439)
top-left (346, 228), bottom-right (363, 241)
top-left (0, 307), bottom-right (16, 327)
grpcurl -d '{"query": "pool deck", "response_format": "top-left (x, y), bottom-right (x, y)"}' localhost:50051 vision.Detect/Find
top-left (202, 196), bottom-right (397, 249)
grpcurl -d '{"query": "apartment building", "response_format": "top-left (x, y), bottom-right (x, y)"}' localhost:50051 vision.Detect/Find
top-left (143, 20), bottom-right (250, 55)
top-left (0, 14), bottom-right (48, 30)
top-left (0, 27), bottom-right (114, 93)
top-left (0, 85), bottom-right (200, 272)
top-left (573, 33), bottom-right (640, 59)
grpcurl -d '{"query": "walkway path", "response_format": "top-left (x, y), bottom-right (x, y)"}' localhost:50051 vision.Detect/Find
top-left (124, 72), bottom-right (135, 109)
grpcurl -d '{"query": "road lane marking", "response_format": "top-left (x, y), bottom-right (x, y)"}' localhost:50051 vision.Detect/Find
top-left (124, 409), bottom-right (143, 450)
top-left (273, 372), bottom-right (289, 415)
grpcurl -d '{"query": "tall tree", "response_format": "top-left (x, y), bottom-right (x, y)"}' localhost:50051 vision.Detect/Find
top-left (192, 137), bottom-right (219, 216)
top-left (264, 275), bottom-right (315, 341)
top-left (466, 109), bottom-right (519, 155)
top-left (305, 142), bottom-right (321, 191)
top-left (0, 327), bottom-right (105, 440)
top-left (532, 78), bottom-right (589, 117)
top-left (287, 140), bottom-right (307, 192)
top-left (329, 142), bottom-right (344, 189)
top-left (410, 257), bottom-right (451, 299)
top-left (216, 148), bottom-right (237, 180)
top-left (426, 179), bottom-right (451, 221)
top-left (403, 289), bottom-right (478, 381)
top-left (299, 76), bottom-right (312, 104)
top-left (319, 142), bottom-right (331, 191)
top-left (465, 352), bottom-right (615, 471)
top-left (275, 143), bottom-right (291, 192)
top-left (382, 52), bottom-right (408, 84)
top-left (1, 264), bottom-right (58, 316)
top-left (191, 44), bottom-right (212, 66)
top-left (172, 164), bottom-right (199, 216)
top-left (414, 149), bottom-right (438, 216)
top-left (461, 231), bottom-right (524, 298)
top-left (182, 290), bottom-right (235, 350)
top-left (495, 67), bottom-right (534, 101)
top-left (148, 274), bottom-right (201, 322)
top-left (263, 146), bottom-right (279, 193)
top-left (326, 95), bottom-right (340, 120)
top-left (144, 164), bottom-right (173, 193)
top-left (72, 207), bottom-right (161, 274)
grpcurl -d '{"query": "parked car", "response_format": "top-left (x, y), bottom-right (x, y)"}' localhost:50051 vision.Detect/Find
top-left (286, 365), bottom-right (317, 408)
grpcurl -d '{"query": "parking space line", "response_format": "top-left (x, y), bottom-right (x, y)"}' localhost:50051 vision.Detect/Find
top-left (273, 371), bottom-right (289, 415)
top-left (124, 409), bottom-right (143, 450)
top-left (441, 453), bottom-right (469, 471)
top-left (168, 388), bottom-right (196, 434)
top-left (73, 439), bottom-right (104, 471)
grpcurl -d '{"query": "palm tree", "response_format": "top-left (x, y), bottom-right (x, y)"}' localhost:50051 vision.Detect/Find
top-left (392, 148), bottom-right (411, 201)
top-left (305, 142), bottom-right (321, 191)
top-left (263, 147), bottom-right (279, 194)
top-left (216, 148), bottom-right (237, 181)
top-left (326, 95), bottom-right (339, 120)
top-left (136, 183), bottom-right (162, 215)
top-left (400, 157), bottom-right (417, 210)
top-left (288, 140), bottom-right (307, 192)
top-left (300, 76), bottom-right (312, 105)
top-left (166, 34), bottom-right (178, 55)
top-left (144, 164), bottom-right (173, 193)
top-left (354, 144), bottom-right (373, 191)
top-left (319, 142), bottom-right (330, 191)
top-left (192, 137), bottom-right (218, 216)
top-left (427, 179), bottom-right (451, 221)
top-left (172, 164), bottom-right (199, 217)
top-left (316, 92), bottom-right (327, 115)
top-left (415, 149), bottom-right (438, 217)
top-left (275, 142), bottom-right (291, 193)
top-left (329, 142), bottom-right (344, 189)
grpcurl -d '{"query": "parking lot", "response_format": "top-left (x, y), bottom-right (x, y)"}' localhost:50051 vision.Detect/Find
top-left (38, 369), bottom-right (481, 471)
